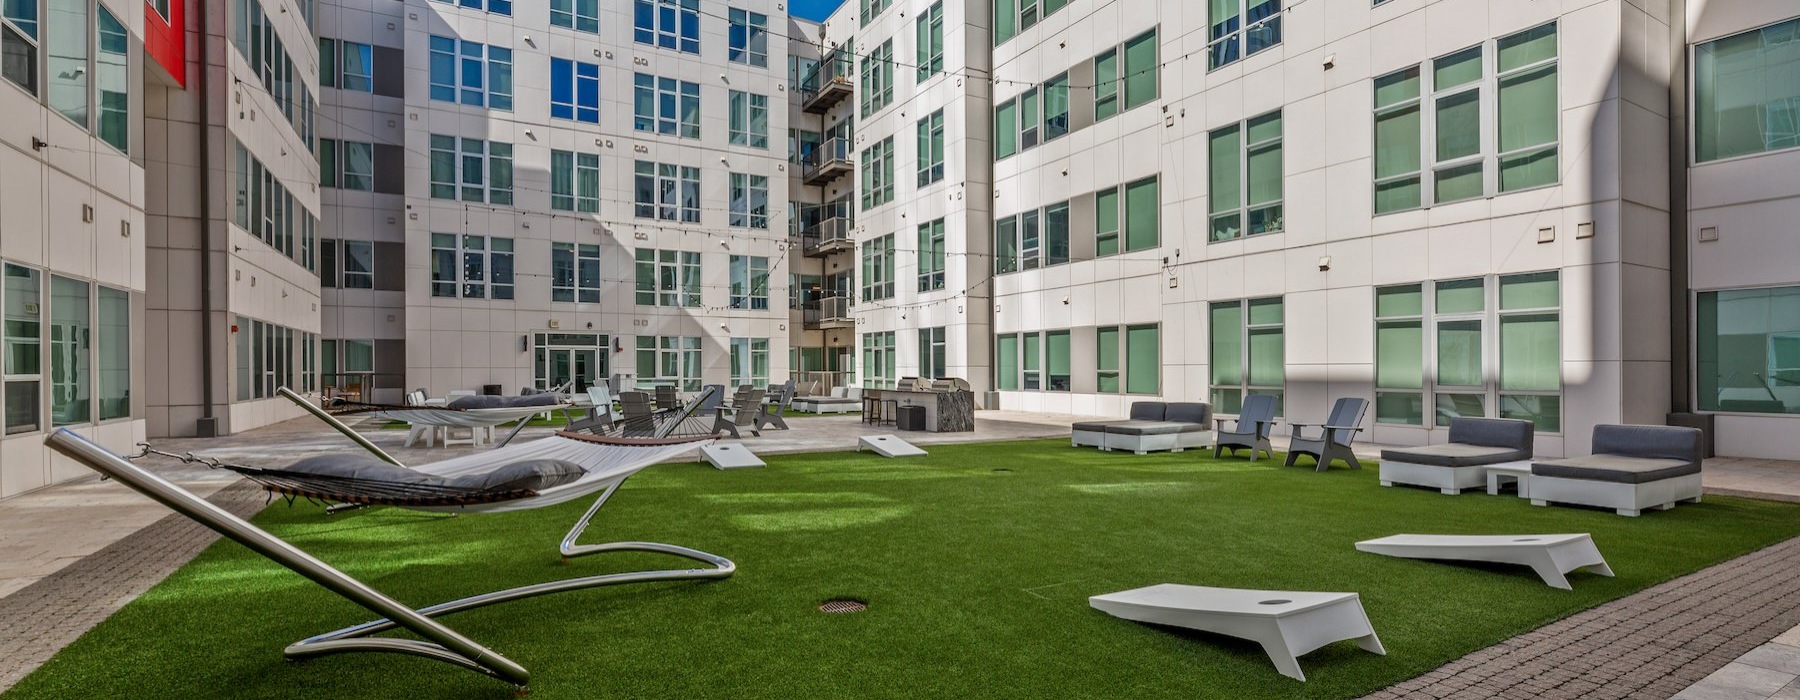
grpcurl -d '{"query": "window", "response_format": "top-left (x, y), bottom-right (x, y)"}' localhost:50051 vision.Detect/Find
top-left (1020, 87), bottom-right (1039, 149)
top-left (94, 6), bottom-right (127, 152)
top-left (46, 0), bottom-right (87, 127)
top-left (1373, 67), bottom-right (1423, 213)
top-left (1208, 110), bottom-right (1283, 241)
top-left (48, 275), bottom-right (88, 426)
top-left (728, 173), bottom-right (769, 229)
top-left (429, 135), bottom-right (512, 204)
top-left (994, 202), bottom-right (1069, 273)
top-left (728, 90), bottom-right (769, 147)
top-left (1497, 273), bottom-right (1560, 432)
top-left (634, 74), bottom-right (700, 138)
top-left (634, 161), bottom-right (700, 222)
top-left (860, 0), bottom-right (891, 23)
top-left (861, 39), bottom-right (894, 117)
top-left (340, 240), bottom-right (373, 289)
top-left (340, 40), bottom-right (372, 92)
top-left (1698, 286), bottom-right (1800, 414)
top-left (918, 218), bottom-right (945, 291)
top-left (790, 128), bottom-right (821, 164)
top-left (551, 0), bottom-right (599, 33)
top-left (728, 8), bottom-right (767, 67)
top-left (917, 109), bottom-right (944, 186)
top-left (730, 255), bottom-right (770, 310)
top-left (637, 336), bottom-right (702, 391)
top-left (2, 264), bottom-right (42, 434)
top-left (994, 99), bottom-right (1018, 159)
top-left (1207, 0), bottom-right (1280, 69)
top-left (1123, 30), bottom-right (1159, 110)
top-left (550, 58), bottom-right (600, 123)
top-left (318, 139), bottom-right (376, 192)
top-left (730, 338), bottom-right (770, 388)
top-left (916, 2), bottom-right (943, 80)
top-left (861, 332), bottom-right (896, 389)
top-left (996, 330), bottom-right (1070, 391)
top-left (429, 234), bottom-right (513, 300)
top-left (634, 0), bottom-right (699, 54)
top-left (860, 234), bottom-right (895, 301)
top-left (318, 38), bottom-right (335, 88)
top-left (1209, 298), bottom-right (1282, 414)
top-left (534, 334), bottom-right (608, 393)
top-left (1696, 17), bottom-right (1800, 162)
top-left (430, 0), bottom-right (511, 15)
top-left (426, 37), bottom-right (511, 109)
top-left (1374, 284), bottom-right (1425, 424)
top-left (994, 0), bottom-right (1015, 45)
top-left (551, 243), bottom-right (601, 303)
top-left (1122, 177), bottom-right (1159, 252)
top-left (919, 327), bottom-right (946, 379)
top-left (861, 137), bottom-right (895, 210)
top-left (1434, 278), bottom-right (1486, 423)
top-left (551, 150), bottom-right (600, 212)
top-left (1044, 73), bottom-right (1069, 140)
top-left (1495, 24), bottom-right (1558, 191)
top-left (3, 0), bottom-right (39, 94)
top-left (634, 249), bottom-right (700, 307)
top-left (96, 286), bottom-right (127, 420)
top-left (1097, 324), bottom-right (1159, 394)
top-left (1093, 49), bottom-right (1117, 121)
top-left (1375, 23), bottom-right (1559, 210)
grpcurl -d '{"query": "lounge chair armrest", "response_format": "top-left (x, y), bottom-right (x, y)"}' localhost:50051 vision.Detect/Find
top-left (1323, 425), bottom-right (1364, 432)
top-left (1287, 422), bottom-right (1316, 429)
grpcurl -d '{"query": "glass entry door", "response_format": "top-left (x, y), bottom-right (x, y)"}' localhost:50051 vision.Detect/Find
top-left (534, 333), bottom-right (608, 393)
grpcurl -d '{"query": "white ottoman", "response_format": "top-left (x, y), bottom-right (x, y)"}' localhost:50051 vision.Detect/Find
top-left (1090, 584), bottom-right (1385, 681)
top-left (1354, 533), bottom-right (1613, 590)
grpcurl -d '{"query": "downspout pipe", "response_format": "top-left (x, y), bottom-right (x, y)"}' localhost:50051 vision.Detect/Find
top-left (196, 0), bottom-right (217, 437)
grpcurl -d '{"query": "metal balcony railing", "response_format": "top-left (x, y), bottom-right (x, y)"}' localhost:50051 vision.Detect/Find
top-left (799, 51), bottom-right (853, 114)
top-left (802, 295), bottom-right (855, 330)
top-left (800, 137), bottom-right (855, 185)
top-left (801, 216), bottom-right (854, 256)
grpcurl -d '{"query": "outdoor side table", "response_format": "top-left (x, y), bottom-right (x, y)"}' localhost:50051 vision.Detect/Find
top-left (1487, 463), bottom-right (1533, 497)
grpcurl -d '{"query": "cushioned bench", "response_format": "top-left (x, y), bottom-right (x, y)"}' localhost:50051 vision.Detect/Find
top-left (792, 387), bottom-right (861, 414)
top-left (1529, 424), bottom-right (1704, 517)
top-left (1379, 417), bottom-right (1534, 495)
top-left (1101, 402), bottom-right (1213, 454)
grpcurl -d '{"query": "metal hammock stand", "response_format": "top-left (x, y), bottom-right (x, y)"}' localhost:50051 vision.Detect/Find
top-left (44, 388), bottom-right (735, 694)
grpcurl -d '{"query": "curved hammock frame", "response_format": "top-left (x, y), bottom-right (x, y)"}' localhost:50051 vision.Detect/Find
top-left (43, 390), bottom-right (733, 694)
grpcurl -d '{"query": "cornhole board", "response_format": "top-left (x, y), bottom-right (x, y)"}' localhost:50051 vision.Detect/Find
top-left (1090, 583), bottom-right (1385, 682)
top-left (856, 434), bottom-right (927, 458)
top-left (701, 443), bottom-right (766, 470)
top-left (1355, 533), bottom-right (1612, 590)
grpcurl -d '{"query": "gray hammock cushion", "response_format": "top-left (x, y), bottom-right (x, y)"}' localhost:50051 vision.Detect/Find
top-left (285, 455), bottom-right (587, 493)
top-left (447, 394), bottom-right (563, 410)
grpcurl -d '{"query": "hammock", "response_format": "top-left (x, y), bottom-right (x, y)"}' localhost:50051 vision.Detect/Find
top-left (41, 390), bottom-right (739, 693)
top-left (220, 431), bottom-right (708, 512)
top-left (331, 398), bottom-right (566, 429)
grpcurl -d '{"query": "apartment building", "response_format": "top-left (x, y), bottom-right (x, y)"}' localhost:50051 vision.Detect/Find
top-left (314, 0), bottom-right (794, 402)
top-left (810, 0), bottom-right (1799, 459)
top-left (0, 0), bottom-right (155, 498)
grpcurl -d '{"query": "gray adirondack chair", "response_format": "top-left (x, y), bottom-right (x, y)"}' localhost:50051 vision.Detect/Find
top-left (713, 389), bottom-right (766, 439)
top-left (1285, 397), bottom-right (1370, 471)
top-left (1214, 394), bottom-right (1280, 461)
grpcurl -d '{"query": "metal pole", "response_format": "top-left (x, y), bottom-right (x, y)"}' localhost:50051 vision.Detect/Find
top-left (277, 387), bottom-right (405, 467)
top-left (42, 429), bottom-right (529, 689)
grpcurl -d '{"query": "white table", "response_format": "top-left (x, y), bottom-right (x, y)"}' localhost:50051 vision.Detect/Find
top-left (1089, 584), bottom-right (1385, 681)
top-left (1487, 463), bottom-right (1533, 497)
top-left (1355, 533), bottom-right (1613, 590)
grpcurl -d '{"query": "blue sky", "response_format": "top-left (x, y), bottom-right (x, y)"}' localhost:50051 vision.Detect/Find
top-left (790, 0), bottom-right (845, 22)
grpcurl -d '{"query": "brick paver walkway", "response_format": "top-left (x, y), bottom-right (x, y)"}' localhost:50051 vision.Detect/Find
top-left (0, 480), bottom-right (267, 692)
top-left (1360, 534), bottom-right (1800, 700)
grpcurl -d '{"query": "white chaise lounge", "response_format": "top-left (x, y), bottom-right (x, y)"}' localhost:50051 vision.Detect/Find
top-left (1379, 417), bottom-right (1535, 494)
top-left (792, 386), bottom-right (861, 414)
top-left (1354, 533), bottom-right (1614, 590)
top-left (1089, 584), bottom-right (1385, 682)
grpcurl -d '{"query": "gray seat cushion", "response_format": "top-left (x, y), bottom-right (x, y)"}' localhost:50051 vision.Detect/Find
top-left (286, 455), bottom-right (449, 486)
top-left (448, 459), bottom-right (587, 492)
top-left (1381, 443), bottom-right (1529, 468)
top-left (1072, 420), bottom-right (1129, 432)
top-left (447, 393), bottom-right (562, 410)
top-left (1531, 455), bottom-right (1700, 484)
top-left (1103, 420), bottom-right (1187, 436)
top-left (800, 397), bottom-right (862, 405)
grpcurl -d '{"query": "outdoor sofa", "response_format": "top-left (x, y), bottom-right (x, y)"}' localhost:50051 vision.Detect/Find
top-left (1070, 402), bottom-right (1212, 454)
top-left (1529, 424), bottom-right (1704, 517)
top-left (1379, 417), bottom-right (1535, 494)
top-left (792, 386), bottom-right (862, 414)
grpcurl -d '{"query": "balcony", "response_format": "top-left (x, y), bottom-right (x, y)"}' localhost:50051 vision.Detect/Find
top-left (802, 295), bottom-right (855, 330)
top-left (801, 216), bottom-right (854, 257)
top-left (800, 53), bottom-right (853, 114)
top-left (800, 137), bottom-right (855, 186)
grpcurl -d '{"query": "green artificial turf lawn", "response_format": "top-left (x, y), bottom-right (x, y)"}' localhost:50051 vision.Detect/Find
top-left (10, 440), bottom-right (1800, 700)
